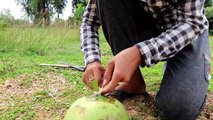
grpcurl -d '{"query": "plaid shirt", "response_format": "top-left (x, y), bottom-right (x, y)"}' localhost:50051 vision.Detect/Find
top-left (80, 0), bottom-right (208, 67)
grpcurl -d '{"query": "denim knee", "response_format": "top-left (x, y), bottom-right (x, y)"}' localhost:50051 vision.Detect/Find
top-left (156, 93), bottom-right (207, 120)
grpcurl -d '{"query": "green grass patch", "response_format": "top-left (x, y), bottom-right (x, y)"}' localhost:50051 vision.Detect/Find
top-left (208, 35), bottom-right (213, 91)
top-left (0, 27), bottom-right (85, 82)
top-left (1, 97), bottom-right (35, 120)
top-left (142, 63), bottom-right (164, 92)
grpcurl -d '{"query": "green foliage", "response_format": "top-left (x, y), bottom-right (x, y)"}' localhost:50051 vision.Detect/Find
top-left (0, 20), bottom-right (8, 30)
top-left (72, 0), bottom-right (87, 12)
top-left (0, 9), bottom-right (14, 29)
top-left (206, 6), bottom-right (213, 30)
top-left (16, 0), bottom-right (67, 25)
top-left (73, 3), bottom-right (85, 21)
top-left (67, 3), bottom-right (85, 26)
top-left (52, 0), bottom-right (68, 18)
top-left (210, 30), bottom-right (213, 35)
top-left (15, 0), bottom-right (35, 18)
top-left (206, 7), bottom-right (213, 21)
top-left (205, 0), bottom-right (213, 7)
top-left (0, 9), bottom-right (32, 28)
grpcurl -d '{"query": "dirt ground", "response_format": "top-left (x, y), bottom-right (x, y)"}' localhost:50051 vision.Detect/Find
top-left (0, 73), bottom-right (212, 120)
top-left (0, 73), bottom-right (72, 119)
top-left (123, 92), bottom-right (213, 120)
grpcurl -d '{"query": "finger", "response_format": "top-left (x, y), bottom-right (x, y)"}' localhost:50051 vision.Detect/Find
top-left (103, 61), bottom-right (114, 86)
top-left (93, 68), bottom-right (104, 86)
top-left (101, 70), bottom-right (120, 94)
top-left (82, 71), bottom-right (94, 89)
top-left (100, 68), bottom-right (105, 86)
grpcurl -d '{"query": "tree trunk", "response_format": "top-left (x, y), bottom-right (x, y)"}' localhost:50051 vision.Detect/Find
top-left (34, 0), bottom-right (49, 26)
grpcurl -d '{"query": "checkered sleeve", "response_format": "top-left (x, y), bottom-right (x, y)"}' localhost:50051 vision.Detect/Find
top-left (136, 0), bottom-right (208, 67)
top-left (80, 0), bottom-right (101, 65)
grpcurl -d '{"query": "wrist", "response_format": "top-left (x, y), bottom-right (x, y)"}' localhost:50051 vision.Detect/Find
top-left (131, 46), bottom-right (143, 66)
top-left (86, 61), bottom-right (102, 69)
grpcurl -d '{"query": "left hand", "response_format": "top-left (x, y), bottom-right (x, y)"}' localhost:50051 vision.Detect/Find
top-left (82, 61), bottom-right (105, 89)
top-left (100, 46), bottom-right (143, 94)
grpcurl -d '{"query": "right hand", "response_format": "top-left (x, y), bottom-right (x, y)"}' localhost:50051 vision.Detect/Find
top-left (100, 46), bottom-right (143, 94)
top-left (82, 61), bottom-right (105, 89)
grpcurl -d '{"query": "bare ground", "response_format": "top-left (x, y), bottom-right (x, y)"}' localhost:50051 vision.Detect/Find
top-left (0, 73), bottom-right (212, 120)
top-left (0, 73), bottom-right (73, 119)
top-left (123, 92), bottom-right (213, 120)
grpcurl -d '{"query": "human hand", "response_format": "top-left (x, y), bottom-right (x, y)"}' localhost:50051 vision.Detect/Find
top-left (100, 46), bottom-right (143, 94)
top-left (82, 61), bottom-right (105, 90)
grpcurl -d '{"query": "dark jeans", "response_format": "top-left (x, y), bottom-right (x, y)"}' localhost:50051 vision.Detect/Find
top-left (96, 0), bottom-right (211, 119)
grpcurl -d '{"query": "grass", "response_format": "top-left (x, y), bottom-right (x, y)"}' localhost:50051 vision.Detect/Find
top-left (0, 27), bottom-right (212, 119)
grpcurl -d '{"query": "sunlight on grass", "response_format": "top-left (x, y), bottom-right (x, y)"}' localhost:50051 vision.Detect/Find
top-left (0, 27), bottom-right (84, 81)
top-left (0, 27), bottom-right (80, 56)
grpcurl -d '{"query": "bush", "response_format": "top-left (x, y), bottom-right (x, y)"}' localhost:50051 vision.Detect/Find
top-left (206, 6), bottom-right (213, 30)
top-left (0, 9), bottom-right (14, 28)
top-left (0, 20), bottom-right (8, 30)
top-left (67, 3), bottom-right (85, 27)
top-left (73, 4), bottom-right (85, 21)
top-left (210, 29), bottom-right (213, 35)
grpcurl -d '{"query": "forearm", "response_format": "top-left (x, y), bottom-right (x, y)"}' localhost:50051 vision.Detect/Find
top-left (80, 0), bottom-right (101, 65)
top-left (80, 22), bottom-right (100, 65)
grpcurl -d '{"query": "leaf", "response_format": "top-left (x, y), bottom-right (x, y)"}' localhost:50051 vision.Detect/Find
top-left (89, 80), bottom-right (99, 91)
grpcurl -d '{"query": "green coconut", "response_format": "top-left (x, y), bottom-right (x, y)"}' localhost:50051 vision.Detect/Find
top-left (64, 94), bottom-right (129, 120)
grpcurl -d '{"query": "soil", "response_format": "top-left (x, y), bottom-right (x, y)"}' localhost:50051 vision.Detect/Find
top-left (0, 73), bottom-right (212, 120)
top-left (0, 73), bottom-right (73, 119)
top-left (123, 92), bottom-right (213, 120)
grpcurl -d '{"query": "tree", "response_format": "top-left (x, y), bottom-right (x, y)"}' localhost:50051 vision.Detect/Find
top-left (73, 4), bottom-right (85, 21)
top-left (16, 0), bottom-right (67, 26)
top-left (53, 0), bottom-right (67, 18)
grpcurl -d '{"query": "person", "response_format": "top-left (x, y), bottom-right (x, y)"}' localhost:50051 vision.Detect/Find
top-left (80, 0), bottom-right (211, 119)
